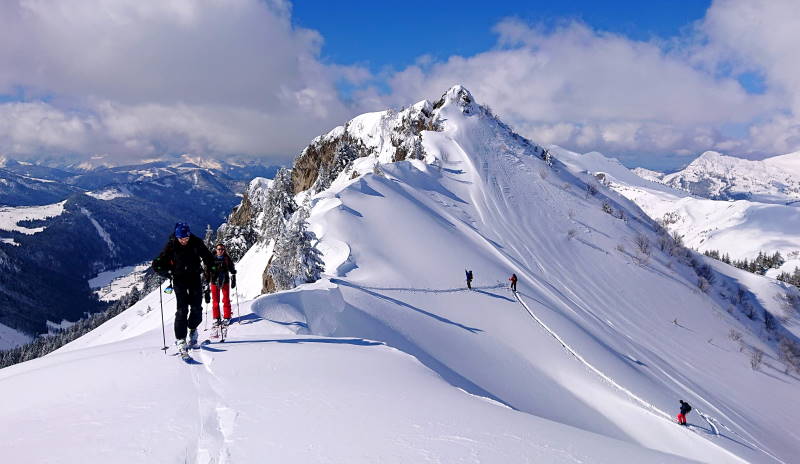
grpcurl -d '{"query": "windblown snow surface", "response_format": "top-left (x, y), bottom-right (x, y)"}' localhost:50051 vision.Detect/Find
top-left (2, 87), bottom-right (799, 463)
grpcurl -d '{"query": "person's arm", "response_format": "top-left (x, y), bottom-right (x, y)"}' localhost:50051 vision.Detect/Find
top-left (152, 238), bottom-right (174, 277)
top-left (195, 236), bottom-right (215, 268)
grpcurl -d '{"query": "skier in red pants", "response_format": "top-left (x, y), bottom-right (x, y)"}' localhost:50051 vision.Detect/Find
top-left (677, 400), bottom-right (692, 425)
top-left (209, 243), bottom-right (236, 326)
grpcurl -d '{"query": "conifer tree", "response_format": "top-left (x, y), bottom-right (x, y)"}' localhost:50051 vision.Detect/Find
top-left (263, 168), bottom-right (297, 242)
top-left (266, 205), bottom-right (324, 291)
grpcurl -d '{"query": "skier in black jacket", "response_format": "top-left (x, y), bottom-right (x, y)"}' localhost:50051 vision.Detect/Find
top-left (677, 400), bottom-right (692, 425)
top-left (152, 222), bottom-right (214, 351)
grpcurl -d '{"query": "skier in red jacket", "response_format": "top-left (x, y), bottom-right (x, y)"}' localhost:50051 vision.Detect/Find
top-left (509, 273), bottom-right (518, 292)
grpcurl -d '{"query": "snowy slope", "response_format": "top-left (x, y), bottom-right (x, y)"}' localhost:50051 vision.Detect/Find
top-left (557, 147), bottom-right (800, 262)
top-left (662, 150), bottom-right (800, 204)
top-left (2, 86), bottom-right (799, 463)
top-left (0, 321), bottom-right (31, 350)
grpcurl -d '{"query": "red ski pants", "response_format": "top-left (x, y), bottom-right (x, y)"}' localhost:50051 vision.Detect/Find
top-left (211, 283), bottom-right (232, 320)
top-left (677, 413), bottom-right (686, 425)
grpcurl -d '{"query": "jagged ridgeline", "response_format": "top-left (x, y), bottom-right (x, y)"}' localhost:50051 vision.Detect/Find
top-left (214, 87), bottom-right (552, 295)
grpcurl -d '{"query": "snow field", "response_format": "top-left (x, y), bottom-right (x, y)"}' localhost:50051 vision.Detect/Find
top-left (0, 200), bottom-right (66, 234)
top-left (2, 87), bottom-right (799, 463)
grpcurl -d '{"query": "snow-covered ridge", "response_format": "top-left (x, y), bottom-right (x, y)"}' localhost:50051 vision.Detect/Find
top-left (3, 85), bottom-right (799, 463)
top-left (632, 167), bottom-right (665, 182)
top-left (661, 150), bottom-right (800, 204)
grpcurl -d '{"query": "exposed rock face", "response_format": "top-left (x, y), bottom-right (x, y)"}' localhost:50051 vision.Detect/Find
top-left (261, 255), bottom-right (276, 294)
top-left (291, 99), bottom-right (443, 194)
top-left (226, 191), bottom-right (253, 228)
top-left (215, 177), bottom-right (272, 261)
top-left (292, 131), bottom-right (371, 194)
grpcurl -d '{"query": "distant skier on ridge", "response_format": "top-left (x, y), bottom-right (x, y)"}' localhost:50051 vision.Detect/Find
top-left (210, 242), bottom-right (237, 327)
top-left (677, 400), bottom-right (692, 426)
top-left (465, 269), bottom-right (473, 290)
top-left (152, 222), bottom-right (214, 354)
top-left (509, 273), bottom-right (518, 292)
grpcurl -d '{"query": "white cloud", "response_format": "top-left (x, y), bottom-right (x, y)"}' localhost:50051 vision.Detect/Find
top-left (2, 0), bottom-right (800, 168)
top-left (698, 0), bottom-right (800, 156)
top-left (0, 0), bottom-right (363, 161)
top-left (359, 18), bottom-right (787, 166)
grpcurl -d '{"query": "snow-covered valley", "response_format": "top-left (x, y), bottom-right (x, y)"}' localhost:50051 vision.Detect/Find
top-left (2, 87), bottom-right (799, 463)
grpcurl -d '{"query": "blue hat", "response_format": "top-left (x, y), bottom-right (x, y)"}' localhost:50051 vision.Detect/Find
top-left (175, 222), bottom-right (191, 238)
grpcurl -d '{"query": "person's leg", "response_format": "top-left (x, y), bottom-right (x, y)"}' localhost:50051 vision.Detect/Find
top-left (174, 284), bottom-right (190, 341)
top-left (222, 282), bottom-right (232, 320)
top-left (187, 277), bottom-right (204, 332)
top-left (211, 284), bottom-right (221, 320)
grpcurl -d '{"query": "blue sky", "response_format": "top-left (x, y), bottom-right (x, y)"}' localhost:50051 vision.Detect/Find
top-left (294, 1), bottom-right (711, 74)
top-left (0, 0), bottom-right (797, 170)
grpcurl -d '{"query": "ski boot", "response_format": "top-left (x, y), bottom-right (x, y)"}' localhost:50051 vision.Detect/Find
top-left (176, 338), bottom-right (189, 358)
top-left (188, 329), bottom-right (199, 349)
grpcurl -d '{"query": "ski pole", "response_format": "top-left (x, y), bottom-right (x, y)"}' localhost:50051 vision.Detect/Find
top-left (158, 280), bottom-right (168, 353)
top-left (236, 289), bottom-right (241, 324)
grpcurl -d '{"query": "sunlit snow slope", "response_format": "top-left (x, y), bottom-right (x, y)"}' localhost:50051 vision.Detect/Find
top-left (556, 148), bottom-right (800, 265)
top-left (2, 86), bottom-right (798, 463)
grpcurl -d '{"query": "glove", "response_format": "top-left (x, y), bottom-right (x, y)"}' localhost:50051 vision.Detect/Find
top-left (231, 274), bottom-right (237, 289)
top-left (204, 288), bottom-right (211, 304)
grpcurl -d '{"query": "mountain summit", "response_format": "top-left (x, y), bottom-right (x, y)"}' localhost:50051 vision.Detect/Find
top-left (2, 86), bottom-right (798, 463)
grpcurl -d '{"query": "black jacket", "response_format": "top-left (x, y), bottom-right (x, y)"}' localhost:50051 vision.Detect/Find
top-left (679, 401), bottom-right (692, 415)
top-left (153, 234), bottom-right (214, 281)
top-left (210, 253), bottom-right (236, 285)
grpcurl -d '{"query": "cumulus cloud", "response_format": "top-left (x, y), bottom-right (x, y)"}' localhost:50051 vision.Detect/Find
top-left (2, 0), bottom-right (800, 168)
top-left (700, 0), bottom-right (800, 156)
top-left (359, 16), bottom-right (789, 167)
top-left (0, 0), bottom-right (363, 162)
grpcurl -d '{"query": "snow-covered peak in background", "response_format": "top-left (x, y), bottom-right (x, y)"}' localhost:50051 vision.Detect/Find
top-left (632, 167), bottom-right (665, 183)
top-left (2, 86), bottom-right (799, 463)
top-left (563, 147), bottom-right (800, 269)
top-left (661, 150), bottom-right (800, 204)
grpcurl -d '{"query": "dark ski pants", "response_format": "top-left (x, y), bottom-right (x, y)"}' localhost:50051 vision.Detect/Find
top-left (467, 280), bottom-right (472, 289)
top-left (173, 276), bottom-right (203, 340)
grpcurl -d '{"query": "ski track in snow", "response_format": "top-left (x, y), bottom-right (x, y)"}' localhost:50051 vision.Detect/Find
top-left (513, 292), bottom-right (785, 464)
top-left (189, 344), bottom-right (239, 464)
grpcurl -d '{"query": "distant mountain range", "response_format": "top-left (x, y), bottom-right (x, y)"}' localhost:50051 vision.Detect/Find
top-left (0, 156), bottom-right (278, 345)
top-left (556, 148), bottom-right (800, 276)
top-left (636, 150), bottom-right (800, 205)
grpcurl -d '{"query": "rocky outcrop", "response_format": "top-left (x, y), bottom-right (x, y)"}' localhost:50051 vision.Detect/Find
top-left (292, 131), bottom-right (371, 194)
top-left (291, 98), bottom-right (444, 195)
